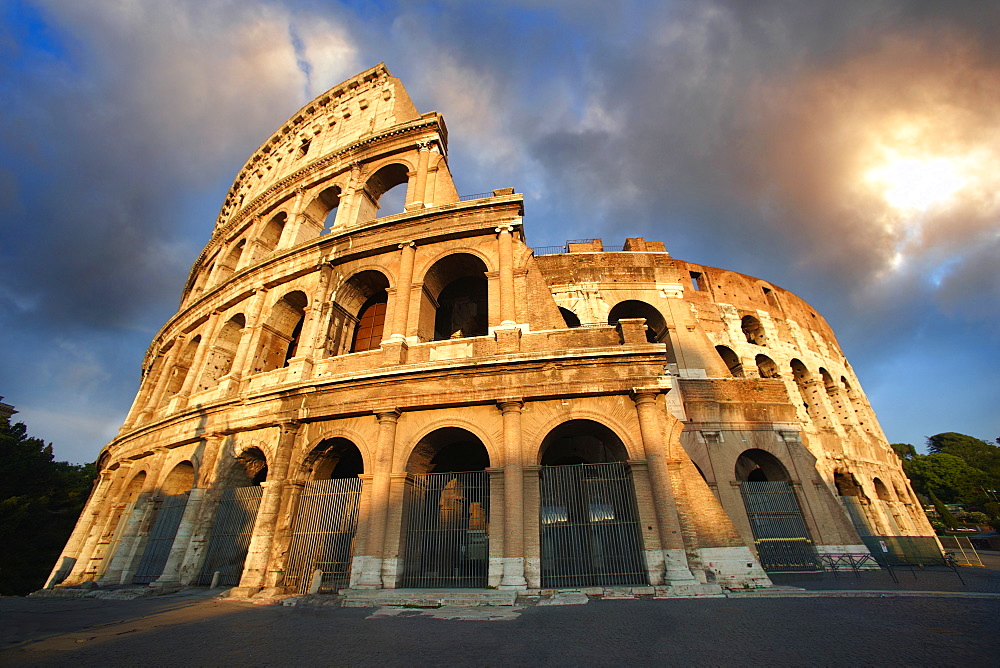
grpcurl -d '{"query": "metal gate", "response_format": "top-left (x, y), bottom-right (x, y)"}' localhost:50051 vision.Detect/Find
top-left (401, 471), bottom-right (489, 588)
top-left (839, 495), bottom-right (874, 536)
top-left (133, 493), bottom-right (188, 584)
top-left (284, 478), bottom-right (362, 594)
top-left (194, 486), bottom-right (263, 586)
top-left (539, 462), bottom-right (648, 588)
top-left (739, 481), bottom-right (818, 571)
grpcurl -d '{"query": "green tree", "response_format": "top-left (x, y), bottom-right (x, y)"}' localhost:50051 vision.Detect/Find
top-left (903, 452), bottom-right (985, 505)
top-left (926, 432), bottom-right (1000, 477)
top-left (891, 443), bottom-right (917, 461)
top-left (0, 418), bottom-right (96, 595)
top-left (928, 490), bottom-right (960, 530)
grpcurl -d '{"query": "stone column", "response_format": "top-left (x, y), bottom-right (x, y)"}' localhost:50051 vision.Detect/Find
top-left (172, 314), bottom-right (224, 408)
top-left (54, 472), bottom-right (114, 585)
top-left (498, 399), bottom-right (527, 589)
top-left (151, 487), bottom-right (206, 589)
top-left (355, 408), bottom-right (400, 588)
top-left (221, 289), bottom-right (267, 390)
top-left (264, 479), bottom-right (307, 591)
top-left (630, 389), bottom-right (699, 584)
top-left (495, 224), bottom-right (518, 327)
top-left (234, 421), bottom-right (300, 595)
top-left (142, 339), bottom-right (184, 419)
top-left (388, 243), bottom-right (415, 341)
top-left (408, 142), bottom-right (431, 209)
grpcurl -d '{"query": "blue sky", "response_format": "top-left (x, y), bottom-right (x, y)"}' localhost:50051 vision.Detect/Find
top-left (1, 0), bottom-right (997, 463)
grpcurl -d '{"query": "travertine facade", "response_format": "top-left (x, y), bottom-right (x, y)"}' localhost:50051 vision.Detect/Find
top-left (47, 65), bottom-right (931, 596)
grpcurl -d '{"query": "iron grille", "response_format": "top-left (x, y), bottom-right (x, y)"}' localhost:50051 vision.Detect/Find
top-left (194, 486), bottom-right (263, 586)
top-left (132, 493), bottom-right (188, 584)
top-left (739, 481), bottom-right (819, 571)
top-left (539, 462), bottom-right (648, 588)
top-left (284, 478), bottom-right (362, 594)
top-left (401, 471), bottom-right (490, 588)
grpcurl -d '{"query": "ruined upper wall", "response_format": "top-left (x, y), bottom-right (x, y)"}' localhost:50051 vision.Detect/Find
top-left (213, 63), bottom-right (434, 235)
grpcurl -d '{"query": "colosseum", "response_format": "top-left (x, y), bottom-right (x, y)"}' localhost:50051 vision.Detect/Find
top-left (47, 64), bottom-right (932, 599)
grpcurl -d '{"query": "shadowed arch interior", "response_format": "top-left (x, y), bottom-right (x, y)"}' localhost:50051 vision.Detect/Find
top-left (228, 447), bottom-right (268, 487)
top-left (539, 420), bottom-right (629, 466)
top-left (406, 428), bottom-right (490, 474)
top-left (304, 438), bottom-right (365, 479)
top-left (735, 449), bottom-right (791, 482)
top-left (420, 253), bottom-right (489, 341)
top-left (328, 270), bottom-right (391, 355)
top-left (161, 461), bottom-right (195, 495)
top-left (607, 300), bottom-right (667, 343)
top-left (715, 345), bottom-right (744, 377)
top-left (559, 306), bottom-right (581, 328)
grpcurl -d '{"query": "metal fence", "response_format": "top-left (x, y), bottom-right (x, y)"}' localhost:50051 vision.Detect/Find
top-left (739, 481), bottom-right (819, 571)
top-left (539, 463), bottom-right (648, 588)
top-left (132, 493), bottom-right (189, 584)
top-left (284, 478), bottom-right (362, 594)
top-left (401, 471), bottom-right (490, 588)
top-left (193, 486), bottom-right (263, 587)
top-left (939, 536), bottom-right (984, 567)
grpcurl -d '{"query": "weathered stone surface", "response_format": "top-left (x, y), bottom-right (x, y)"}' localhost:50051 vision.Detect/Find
top-left (44, 65), bottom-right (931, 602)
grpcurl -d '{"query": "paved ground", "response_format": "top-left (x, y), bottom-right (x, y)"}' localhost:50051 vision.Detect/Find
top-left (2, 593), bottom-right (997, 666)
top-left (2, 553), bottom-right (997, 666)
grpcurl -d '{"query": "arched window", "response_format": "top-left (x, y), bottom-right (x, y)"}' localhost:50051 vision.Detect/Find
top-left (200, 314), bottom-right (245, 389)
top-left (253, 291), bottom-right (307, 374)
top-left (350, 292), bottom-right (388, 352)
top-left (741, 315), bottom-right (766, 346)
top-left (539, 419), bottom-right (630, 466)
top-left (166, 336), bottom-right (201, 396)
top-left (735, 449), bottom-right (791, 482)
top-left (214, 240), bottom-right (246, 285)
top-left (304, 438), bottom-right (364, 479)
top-left (302, 186), bottom-right (341, 237)
top-left (258, 212), bottom-right (286, 254)
top-left (756, 354), bottom-right (779, 378)
top-left (420, 253), bottom-right (489, 341)
top-left (715, 345), bottom-right (744, 377)
top-left (819, 368), bottom-right (836, 395)
top-left (559, 307), bottom-right (581, 328)
top-left (358, 163), bottom-right (410, 223)
top-left (873, 478), bottom-right (893, 502)
top-left (607, 300), bottom-right (667, 343)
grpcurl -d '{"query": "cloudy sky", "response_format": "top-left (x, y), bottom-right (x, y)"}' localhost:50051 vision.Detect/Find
top-left (1, 0), bottom-right (997, 464)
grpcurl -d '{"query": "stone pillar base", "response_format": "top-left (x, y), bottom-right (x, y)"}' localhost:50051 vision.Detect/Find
top-left (228, 586), bottom-right (262, 598)
top-left (351, 555), bottom-right (385, 589)
top-left (494, 326), bottom-right (522, 353)
top-left (498, 557), bottom-right (527, 589)
top-left (380, 340), bottom-right (408, 366)
top-left (694, 546), bottom-right (772, 588)
top-left (662, 548), bottom-right (701, 586)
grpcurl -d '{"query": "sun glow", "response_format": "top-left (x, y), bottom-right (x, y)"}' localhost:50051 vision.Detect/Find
top-left (866, 154), bottom-right (966, 213)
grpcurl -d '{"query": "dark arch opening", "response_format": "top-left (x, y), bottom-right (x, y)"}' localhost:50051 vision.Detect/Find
top-left (539, 420), bottom-right (629, 466)
top-left (741, 315), bottom-right (767, 346)
top-left (873, 477), bottom-right (893, 502)
top-left (735, 449), bottom-right (791, 482)
top-left (232, 447), bottom-right (268, 486)
top-left (254, 291), bottom-right (307, 373)
top-left (607, 300), bottom-right (666, 343)
top-left (422, 253), bottom-right (489, 341)
top-left (302, 185), bottom-right (341, 233)
top-left (834, 469), bottom-right (864, 497)
top-left (407, 428), bottom-right (490, 474)
top-left (559, 307), bottom-right (581, 328)
top-left (715, 345), bottom-right (744, 377)
top-left (305, 438), bottom-right (364, 479)
top-left (756, 354), bottom-right (779, 379)
top-left (362, 163), bottom-right (410, 222)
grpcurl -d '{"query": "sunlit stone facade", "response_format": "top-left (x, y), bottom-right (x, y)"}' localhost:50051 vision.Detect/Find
top-left (47, 65), bottom-right (931, 597)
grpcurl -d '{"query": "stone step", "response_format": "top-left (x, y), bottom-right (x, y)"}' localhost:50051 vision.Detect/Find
top-left (341, 588), bottom-right (517, 608)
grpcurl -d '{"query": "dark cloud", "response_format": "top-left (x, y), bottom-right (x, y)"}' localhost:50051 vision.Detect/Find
top-left (1, 0), bottom-right (997, 461)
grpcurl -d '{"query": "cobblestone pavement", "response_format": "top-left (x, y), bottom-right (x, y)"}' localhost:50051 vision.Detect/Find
top-left (2, 593), bottom-right (997, 666)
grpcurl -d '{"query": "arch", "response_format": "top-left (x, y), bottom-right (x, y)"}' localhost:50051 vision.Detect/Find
top-left (121, 470), bottom-right (147, 502)
top-left (419, 253), bottom-right (489, 341)
top-left (200, 314), bottom-right (245, 389)
top-left (303, 185), bottom-right (342, 232)
top-left (715, 345), bottom-right (744, 377)
top-left (873, 477), bottom-right (893, 502)
top-left (253, 291), bottom-right (307, 374)
top-left (833, 469), bottom-right (864, 497)
top-left (559, 306), bottom-right (581, 328)
top-left (359, 163), bottom-right (410, 222)
top-left (166, 336), bottom-right (201, 396)
top-left (735, 449), bottom-right (791, 482)
top-left (405, 427), bottom-right (491, 474)
top-left (351, 293), bottom-right (388, 353)
top-left (258, 212), bottom-right (286, 254)
top-left (161, 461), bottom-right (195, 495)
top-left (756, 354), bottom-right (779, 378)
top-left (328, 270), bottom-right (391, 355)
top-left (741, 315), bottom-right (766, 346)
top-left (607, 300), bottom-right (667, 343)
top-left (819, 368), bottom-right (836, 394)
top-left (215, 239), bottom-right (246, 284)
top-left (539, 419), bottom-right (630, 466)
top-left (302, 438), bottom-right (365, 479)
